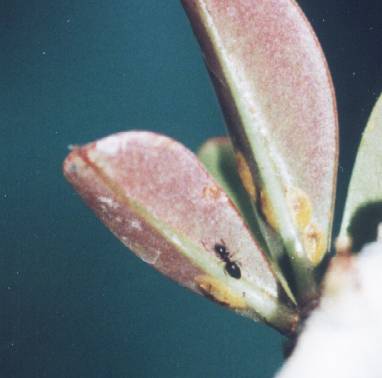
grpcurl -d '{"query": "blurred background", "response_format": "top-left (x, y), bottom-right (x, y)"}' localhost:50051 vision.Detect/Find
top-left (1, 1), bottom-right (381, 377)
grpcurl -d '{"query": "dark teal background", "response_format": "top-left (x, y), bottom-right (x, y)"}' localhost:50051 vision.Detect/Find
top-left (1, 1), bottom-right (381, 377)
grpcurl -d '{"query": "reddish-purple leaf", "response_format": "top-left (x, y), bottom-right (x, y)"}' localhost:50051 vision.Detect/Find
top-left (182, 0), bottom-right (338, 301)
top-left (63, 131), bottom-right (298, 332)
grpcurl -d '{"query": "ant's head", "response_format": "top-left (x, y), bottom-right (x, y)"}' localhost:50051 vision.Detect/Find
top-left (214, 243), bottom-right (227, 256)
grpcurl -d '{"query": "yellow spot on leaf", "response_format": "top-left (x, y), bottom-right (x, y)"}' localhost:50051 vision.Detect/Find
top-left (235, 152), bottom-right (257, 201)
top-left (303, 223), bottom-right (327, 266)
top-left (195, 275), bottom-right (247, 309)
top-left (260, 190), bottom-right (279, 230)
top-left (260, 185), bottom-right (314, 233)
top-left (259, 182), bottom-right (326, 265)
top-left (286, 186), bottom-right (312, 231)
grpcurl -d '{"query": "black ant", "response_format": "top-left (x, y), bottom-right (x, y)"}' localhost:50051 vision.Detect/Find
top-left (214, 242), bottom-right (241, 279)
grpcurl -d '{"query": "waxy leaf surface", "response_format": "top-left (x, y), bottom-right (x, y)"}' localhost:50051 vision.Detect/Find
top-left (198, 137), bottom-right (296, 303)
top-left (182, 0), bottom-right (338, 301)
top-left (340, 94), bottom-right (382, 251)
top-left (63, 131), bottom-right (297, 332)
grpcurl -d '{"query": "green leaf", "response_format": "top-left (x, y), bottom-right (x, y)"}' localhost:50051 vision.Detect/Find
top-left (197, 137), bottom-right (257, 233)
top-left (339, 94), bottom-right (382, 252)
top-left (63, 131), bottom-right (298, 333)
top-left (182, 0), bottom-right (338, 303)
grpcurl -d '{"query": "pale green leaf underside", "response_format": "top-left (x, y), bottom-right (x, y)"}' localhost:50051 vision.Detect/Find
top-left (340, 94), bottom-right (382, 251)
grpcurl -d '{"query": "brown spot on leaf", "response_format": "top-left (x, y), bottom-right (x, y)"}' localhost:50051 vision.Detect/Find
top-left (202, 184), bottom-right (221, 200)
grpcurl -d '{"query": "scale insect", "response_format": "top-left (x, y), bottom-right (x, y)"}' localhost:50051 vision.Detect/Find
top-left (213, 242), bottom-right (241, 279)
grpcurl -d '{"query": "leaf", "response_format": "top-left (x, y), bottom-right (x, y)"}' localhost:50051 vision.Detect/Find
top-left (339, 94), bottom-right (382, 252)
top-left (63, 131), bottom-right (298, 333)
top-left (197, 137), bottom-right (258, 235)
top-left (198, 137), bottom-right (296, 303)
top-left (182, 0), bottom-right (338, 302)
